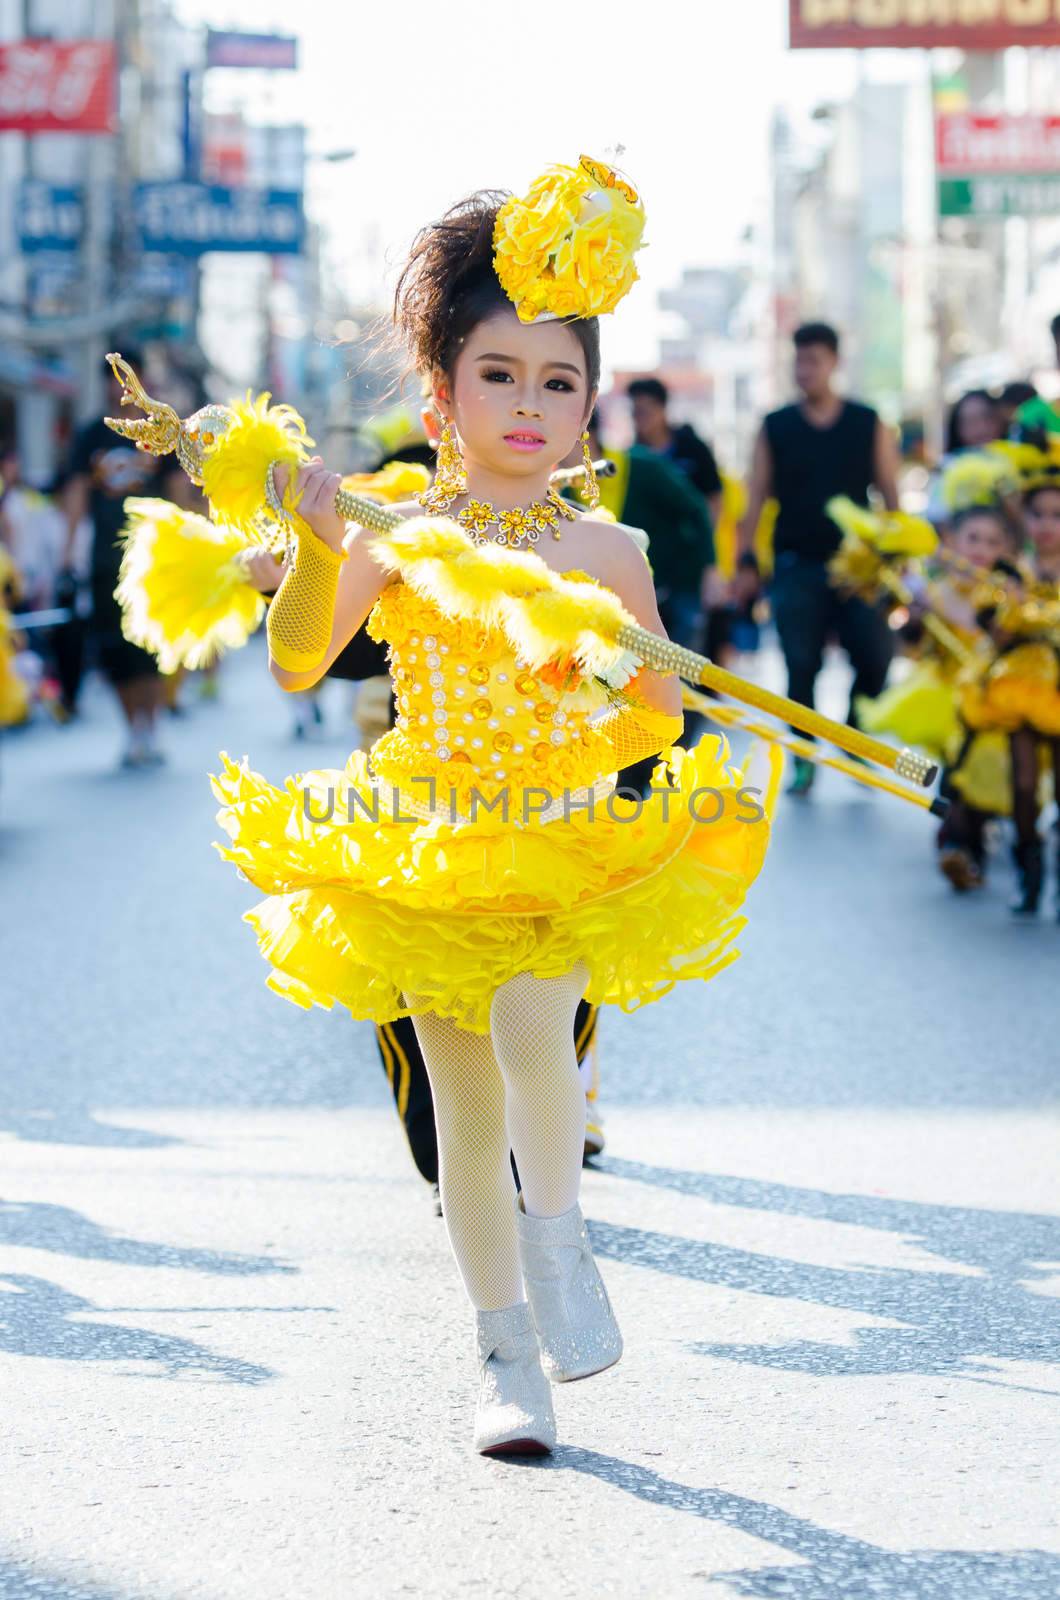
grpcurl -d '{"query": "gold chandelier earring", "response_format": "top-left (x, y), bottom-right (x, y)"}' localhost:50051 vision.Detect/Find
top-left (580, 431), bottom-right (600, 511)
top-left (421, 413), bottom-right (468, 513)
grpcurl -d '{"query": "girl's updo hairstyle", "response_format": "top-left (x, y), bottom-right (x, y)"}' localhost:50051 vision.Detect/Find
top-left (394, 191), bottom-right (601, 393)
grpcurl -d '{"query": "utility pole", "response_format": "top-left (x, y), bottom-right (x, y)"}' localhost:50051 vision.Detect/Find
top-left (76, 0), bottom-right (119, 421)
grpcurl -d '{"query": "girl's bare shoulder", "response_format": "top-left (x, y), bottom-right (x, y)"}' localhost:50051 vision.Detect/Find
top-left (569, 514), bottom-right (651, 574)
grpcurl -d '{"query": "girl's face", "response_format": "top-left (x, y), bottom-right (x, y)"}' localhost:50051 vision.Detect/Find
top-left (1025, 488), bottom-right (1060, 565)
top-left (952, 512), bottom-right (1009, 570)
top-left (436, 307), bottom-right (595, 487)
top-left (954, 396), bottom-right (999, 449)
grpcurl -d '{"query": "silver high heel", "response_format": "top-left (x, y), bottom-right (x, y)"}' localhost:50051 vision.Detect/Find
top-left (473, 1301), bottom-right (556, 1457)
top-left (514, 1195), bottom-right (623, 1383)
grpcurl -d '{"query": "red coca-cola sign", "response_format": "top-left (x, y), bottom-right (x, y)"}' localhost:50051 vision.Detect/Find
top-left (0, 41), bottom-right (117, 134)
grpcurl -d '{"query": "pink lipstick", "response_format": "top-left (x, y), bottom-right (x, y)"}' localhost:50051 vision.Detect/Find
top-left (504, 430), bottom-right (546, 453)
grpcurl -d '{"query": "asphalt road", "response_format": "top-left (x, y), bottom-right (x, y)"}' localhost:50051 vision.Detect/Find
top-left (2, 639), bottom-right (1058, 1600)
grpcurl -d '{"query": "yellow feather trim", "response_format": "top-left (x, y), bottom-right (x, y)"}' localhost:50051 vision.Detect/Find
top-left (826, 497), bottom-right (937, 558)
top-left (340, 461), bottom-right (431, 503)
top-left (369, 517), bottom-right (641, 688)
top-left (200, 393), bottom-right (313, 531)
top-left (826, 496), bottom-right (937, 595)
top-left (116, 497), bottom-right (267, 672)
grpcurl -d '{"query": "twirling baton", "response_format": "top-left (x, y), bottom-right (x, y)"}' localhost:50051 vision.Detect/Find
top-left (682, 687), bottom-right (948, 817)
top-left (104, 355), bottom-right (937, 790)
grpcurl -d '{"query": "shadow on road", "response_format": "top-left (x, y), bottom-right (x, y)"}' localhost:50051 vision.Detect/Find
top-left (0, 1109), bottom-right (183, 1149)
top-left (0, 1199), bottom-right (296, 1277)
top-left (0, 1274), bottom-right (273, 1384)
top-left (0, 1551), bottom-right (145, 1600)
top-left (557, 1450), bottom-right (1060, 1599)
top-left (587, 1158), bottom-right (1060, 1382)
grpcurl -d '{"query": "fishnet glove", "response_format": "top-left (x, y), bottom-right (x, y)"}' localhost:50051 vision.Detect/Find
top-left (265, 510), bottom-right (347, 673)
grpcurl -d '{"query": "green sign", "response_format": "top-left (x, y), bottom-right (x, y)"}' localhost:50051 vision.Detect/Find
top-left (939, 175), bottom-right (1060, 219)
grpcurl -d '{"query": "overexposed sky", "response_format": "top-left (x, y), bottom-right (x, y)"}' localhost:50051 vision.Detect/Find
top-left (175, 0), bottom-right (863, 367)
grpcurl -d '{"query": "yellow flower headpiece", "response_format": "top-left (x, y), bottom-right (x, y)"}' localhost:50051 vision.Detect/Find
top-left (493, 155), bottom-right (646, 324)
top-left (941, 450), bottom-right (1018, 514)
top-left (997, 437), bottom-right (1060, 499)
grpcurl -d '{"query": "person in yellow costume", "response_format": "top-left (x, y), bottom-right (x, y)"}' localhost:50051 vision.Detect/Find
top-left (209, 160), bottom-right (782, 1457)
top-left (957, 447), bottom-right (1060, 916)
top-left (854, 485), bottom-right (1019, 894)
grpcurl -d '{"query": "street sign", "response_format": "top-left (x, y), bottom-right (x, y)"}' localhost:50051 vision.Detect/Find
top-left (18, 181), bottom-right (83, 252)
top-left (134, 256), bottom-right (196, 298)
top-left (938, 176), bottom-right (1060, 219)
top-left (937, 115), bottom-right (1060, 176)
top-left (206, 31), bottom-right (298, 70)
top-left (789, 0), bottom-right (1060, 50)
top-left (0, 41), bottom-right (116, 132)
top-left (201, 118), bottom-right (306, 191)
top-left (134, 183), bottom-right (304, 256)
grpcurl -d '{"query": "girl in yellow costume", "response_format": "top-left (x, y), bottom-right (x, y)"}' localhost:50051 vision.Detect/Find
top-left (958, 452), bottom-right (1060, 916)
top-left (210, 161), bottom-right (781, 1457)
top-left (852, 458), bottom-right (1023, 893)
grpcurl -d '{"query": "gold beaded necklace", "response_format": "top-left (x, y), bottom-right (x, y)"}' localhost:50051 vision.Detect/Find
top-left (418, 482), bottom-right (577, 548)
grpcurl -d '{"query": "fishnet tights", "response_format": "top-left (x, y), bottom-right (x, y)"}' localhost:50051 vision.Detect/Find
top-left (410, 962), bottom-right (589, 1312)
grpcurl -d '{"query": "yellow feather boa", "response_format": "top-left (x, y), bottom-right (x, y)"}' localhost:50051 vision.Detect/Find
top-left (368, 517), bottom-right (642, 690)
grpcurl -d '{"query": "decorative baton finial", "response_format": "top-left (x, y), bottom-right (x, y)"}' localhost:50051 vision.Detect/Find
top-left (104, 353), bottom-right (183, 458)
top-left (104, 351), bottom-right (235, 485)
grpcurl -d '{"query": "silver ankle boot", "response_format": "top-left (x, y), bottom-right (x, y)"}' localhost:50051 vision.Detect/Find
top-left (514, 1195), bottom-right (623, 1383)
top-left (473, 1301), bottom-right (556, 1457)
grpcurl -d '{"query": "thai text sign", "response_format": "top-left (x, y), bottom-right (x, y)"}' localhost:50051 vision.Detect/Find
top-left (938, 176), bottom-right (1060, 216)
top-left (0, 40), bottom-right (116, 132)
top-left (134, 183), bottom-right (304, 255)
top-left (18, 182), bottom-right (84, 252)
top-left (937, 115), bottom-right (1060, 175)
top-left (789, 1), bottom-right (1060, 50)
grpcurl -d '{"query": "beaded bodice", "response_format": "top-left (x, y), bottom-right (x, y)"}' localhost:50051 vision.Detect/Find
top-left (365, 579), bottom-right (615, 806)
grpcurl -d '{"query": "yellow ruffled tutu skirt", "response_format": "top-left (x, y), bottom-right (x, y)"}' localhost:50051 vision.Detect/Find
top-left (211, 734), bottom-right (783, 1035)
top-left (959, 642), bottom-right (1060, 738)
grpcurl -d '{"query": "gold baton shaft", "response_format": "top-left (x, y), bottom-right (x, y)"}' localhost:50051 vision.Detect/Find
top-left (619, 626), bottom-right (937, 788)
top-left (683, 687), bottom-right (942, 813)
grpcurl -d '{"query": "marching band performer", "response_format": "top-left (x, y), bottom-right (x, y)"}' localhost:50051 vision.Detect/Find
top-left (111, 159), bottom-right (784, 1458)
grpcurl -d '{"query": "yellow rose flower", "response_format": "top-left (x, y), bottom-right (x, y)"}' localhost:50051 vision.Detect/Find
top-left (494, 185), bottom-right (576, 269)
top-left (552, 216), bottom-right (639, 317)
top-left (541, 282), bottom-right (584, 320)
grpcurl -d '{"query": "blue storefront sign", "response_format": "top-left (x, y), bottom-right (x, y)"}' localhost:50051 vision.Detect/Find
top-left (18, 181), bottom-right (84, 252)
top-left (134, 182), bottom-right (304, 255)
top-left (135, 255), bottom-right (196, 297)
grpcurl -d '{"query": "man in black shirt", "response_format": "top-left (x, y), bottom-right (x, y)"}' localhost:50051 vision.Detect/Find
top-left (60, 352), bottom-right (175, 768)
top-left (736, 323), bottom-right (900, 794)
